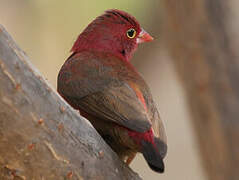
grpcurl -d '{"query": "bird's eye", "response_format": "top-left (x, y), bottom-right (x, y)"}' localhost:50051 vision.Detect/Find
top-left (127, 28), bottom-right (136, 39)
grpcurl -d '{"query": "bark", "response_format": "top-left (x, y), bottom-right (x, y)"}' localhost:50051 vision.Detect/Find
top-left (161, 0), bottom-right (239, 180)
top-left (0, 25), bottom-right (141, 180)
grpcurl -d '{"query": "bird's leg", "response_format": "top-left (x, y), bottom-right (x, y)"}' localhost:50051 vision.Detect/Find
top-left (126, 152), bottom-right (136, 165)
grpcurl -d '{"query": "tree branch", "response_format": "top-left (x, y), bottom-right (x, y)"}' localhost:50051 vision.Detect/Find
top-left (0, 25), bottom-right (141, 180)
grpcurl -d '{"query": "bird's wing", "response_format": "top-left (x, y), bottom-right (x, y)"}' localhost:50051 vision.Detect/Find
top-left (57, 53), bottom-right (151, 132)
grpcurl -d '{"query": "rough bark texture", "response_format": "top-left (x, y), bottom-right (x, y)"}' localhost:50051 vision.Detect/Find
top-left (161, 0), bottom-right (239, 180)
top-left (0, 25), bottom-right (142, 180)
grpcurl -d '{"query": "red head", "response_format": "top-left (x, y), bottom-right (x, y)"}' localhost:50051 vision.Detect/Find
top-left (71, 9), bottom-right (153, 61)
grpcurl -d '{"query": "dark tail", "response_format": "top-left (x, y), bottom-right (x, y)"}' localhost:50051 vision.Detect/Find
top-left (141, 137), bottom-right (167, 173)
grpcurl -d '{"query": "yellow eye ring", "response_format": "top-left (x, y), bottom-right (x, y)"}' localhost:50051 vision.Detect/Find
top-left (127, 28), bottom-right (136, 39)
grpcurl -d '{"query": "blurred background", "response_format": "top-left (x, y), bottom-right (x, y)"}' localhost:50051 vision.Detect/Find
top-left (1, 0), bottom-right (239, 180)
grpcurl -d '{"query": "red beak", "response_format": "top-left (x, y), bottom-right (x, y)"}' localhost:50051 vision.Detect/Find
top-left (137, 28), bottom-right (154, 44)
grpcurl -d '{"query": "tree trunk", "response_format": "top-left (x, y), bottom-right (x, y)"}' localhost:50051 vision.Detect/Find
top-left (161, 0), bottom-right (239, 180)
top-left (0, 25), bottom-right (141, 180)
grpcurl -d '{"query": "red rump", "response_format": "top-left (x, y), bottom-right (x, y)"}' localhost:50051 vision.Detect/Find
top-left (128, 128), bottom-right (155, 146)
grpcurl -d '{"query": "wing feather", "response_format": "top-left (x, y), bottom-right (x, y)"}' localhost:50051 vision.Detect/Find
top-left (57, 52), bottom-right (151, 132)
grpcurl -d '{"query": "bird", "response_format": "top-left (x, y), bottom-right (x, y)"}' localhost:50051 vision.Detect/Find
top-left (57, 9), bottom-right (167, 173)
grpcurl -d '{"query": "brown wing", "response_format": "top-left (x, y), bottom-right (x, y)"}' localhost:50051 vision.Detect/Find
top-left (57, 52), bottom-right (151, 132)
top-left (136, 78), bottom-right (167, 157)
top-left (149, 104), bottom-right (167, 151)
top-left (133, 76), bottom-right (167, 145)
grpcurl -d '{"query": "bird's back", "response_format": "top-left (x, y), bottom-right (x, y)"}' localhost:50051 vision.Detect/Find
top-left (58, 51), bottom-right (166, 145)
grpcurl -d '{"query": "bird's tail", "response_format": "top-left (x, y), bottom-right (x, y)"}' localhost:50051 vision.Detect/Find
top-left (141, 137), bottom-right (167, 173)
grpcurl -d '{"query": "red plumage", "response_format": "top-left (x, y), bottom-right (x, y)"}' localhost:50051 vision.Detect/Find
top-left (71, 9), bottom-right (141, 61)
top-left (57, 9), bottom-right (167, 173)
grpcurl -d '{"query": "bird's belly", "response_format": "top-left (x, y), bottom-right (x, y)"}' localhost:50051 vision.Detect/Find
top-left (79, 109), bottom-right (139, 160)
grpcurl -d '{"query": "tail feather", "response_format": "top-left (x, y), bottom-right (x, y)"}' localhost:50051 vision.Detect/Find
top-left (141, 138), bottom-right (167, 173)
top-left (154, 137), bottom-right (167, 159)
